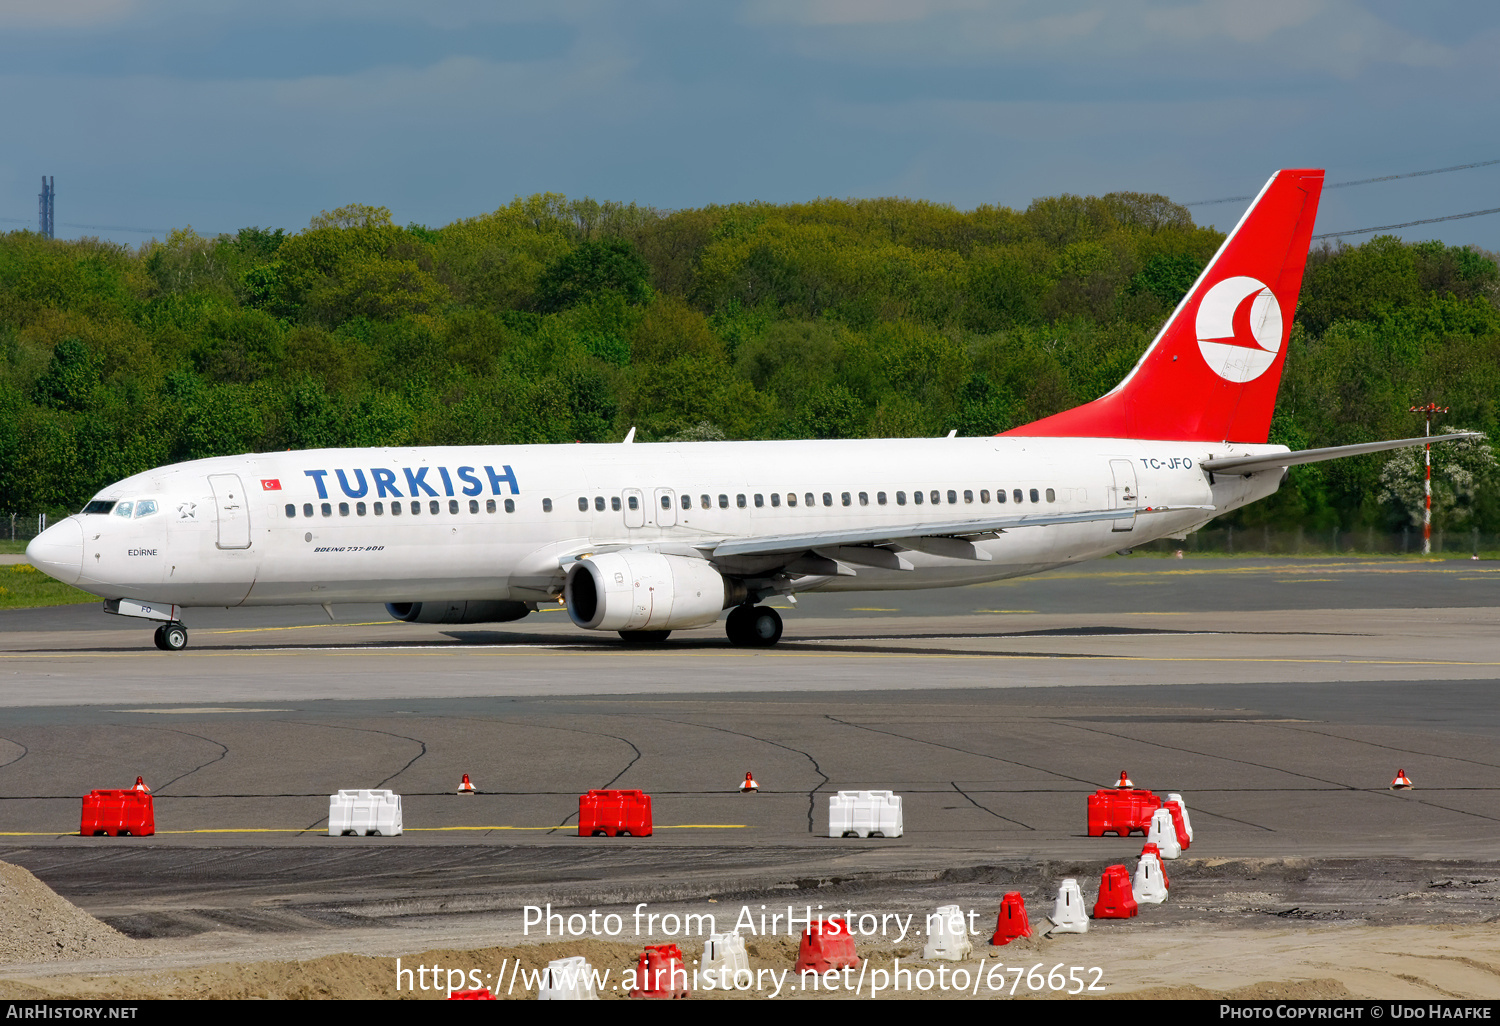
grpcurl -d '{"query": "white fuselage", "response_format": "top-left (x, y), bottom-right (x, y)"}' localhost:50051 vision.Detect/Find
top-left (35, 436), bottom-right (1284, 611)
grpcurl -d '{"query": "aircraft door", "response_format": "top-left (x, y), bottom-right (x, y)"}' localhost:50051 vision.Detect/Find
top-left (1109, 460), bottom-right (1138, 532)
top-left (208, 473), bottom-right (252, 549)
top-left (654, 488), bottom-right (677, 528)
top-left (623, 488), bottom-right (645, 528)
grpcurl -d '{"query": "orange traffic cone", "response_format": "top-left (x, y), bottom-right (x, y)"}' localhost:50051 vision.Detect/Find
top-left (457, 773), bottom-right (476, 795)
top-left (740, 771), bottom-right (758, 793)
top-left (134, 776), bottom-right (150, 793)
top-left (1390, 769), bottom-right (1413, 790)
top-left (1115, 770), bottom-right (1134, 789)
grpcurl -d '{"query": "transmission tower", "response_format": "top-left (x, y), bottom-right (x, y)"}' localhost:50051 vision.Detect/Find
top-left (38, 176), bottom-right (54, 239)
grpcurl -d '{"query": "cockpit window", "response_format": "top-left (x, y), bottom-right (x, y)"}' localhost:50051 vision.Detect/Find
top-left (114, 501), bottom-right (134, 518)
top-left (82, 500), bottom-right (116, 515)
top-left (135, 499), bottom-right (158, 518)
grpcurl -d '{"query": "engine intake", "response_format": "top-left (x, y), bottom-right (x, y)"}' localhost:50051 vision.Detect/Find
top-left (565, 552), bottom-right (734, 632)
top-left (385, 600), bottom-right (531, 624)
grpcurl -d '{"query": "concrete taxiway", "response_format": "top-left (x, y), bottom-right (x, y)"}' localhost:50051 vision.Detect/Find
top-left (0, 557), bottom-right (1497, 942)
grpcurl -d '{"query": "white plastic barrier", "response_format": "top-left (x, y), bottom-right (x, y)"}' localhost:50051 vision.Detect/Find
top-left (537, 956), bottom-right (600, 1000)
top-left (1046, 878), bottom-right (1089, 935)
top-left (828, 790), bottom-right (903, 838)
top-left (1132, 853), bottom-right (1168, 905)
top-left (702, 932), bottom-right (750, 988)
top-left (922, 905), bottom-right (973, 961)
top-left (1145, 807), bottom-right (1181, 859)
top-left (327, 789), bottom-right (403, 836)
top-left (1166, 792), bottom-right (1194, 842)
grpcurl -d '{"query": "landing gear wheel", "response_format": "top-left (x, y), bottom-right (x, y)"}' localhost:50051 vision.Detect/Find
top-left (618, 630), bottom-right (671, 645)
top-left (727, 605), bottom-right (782, 647)
top-left (157, 622), bottom-right (188, 652)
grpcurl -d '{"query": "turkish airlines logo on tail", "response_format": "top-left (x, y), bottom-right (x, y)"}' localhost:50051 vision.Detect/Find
top-left (1195, 276), bottom-right (1283, 383)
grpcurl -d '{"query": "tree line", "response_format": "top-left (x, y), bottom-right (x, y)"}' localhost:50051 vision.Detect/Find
top-left (1, 190), bottom-right (1496, 533)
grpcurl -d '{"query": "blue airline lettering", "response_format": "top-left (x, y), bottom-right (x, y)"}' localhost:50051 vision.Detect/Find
top-left (304, 469), bottom-right (330, 499)
top-left (404, 467), bottom-right (439, 497)
top-left (372, 468), bottom-right (401, 498)
top-left (438, 467), bottom-right (455, 497)
top-left (336, 469), bottom-right (369, 498)
top-left (457, 467), bottom-right (482, 496)
top-left (486, 465), bottom-right (520, 495)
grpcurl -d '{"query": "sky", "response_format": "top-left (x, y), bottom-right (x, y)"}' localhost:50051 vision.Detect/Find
top-left (2, 0), bottom-right (1498, 249)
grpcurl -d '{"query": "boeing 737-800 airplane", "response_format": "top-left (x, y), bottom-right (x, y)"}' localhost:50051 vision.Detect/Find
top-left (25, 169), bottom-right (1473, 650)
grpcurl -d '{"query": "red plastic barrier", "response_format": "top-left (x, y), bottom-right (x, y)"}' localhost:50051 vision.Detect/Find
top-left (578, 789), bottom-right (653, 837)
top-left (1163, 800), bottom-right (1191, 849)
top-left (796, 917), bottom-right (860, 973)
top-left (80, 789), bottom-right (155, 837)
top-left (989, 892), bottom-right (1032, 946)
top-left (630, 944), bottom-right (690, 999)
top-left (1140, 843), bottom-right (1171, 889)
top-left (1091, 865), bottom-right (1138, 919)
top-left (1087, 787), bottom-right (1161, 837)
top-left (447, 989), bottom-right (495, 1000)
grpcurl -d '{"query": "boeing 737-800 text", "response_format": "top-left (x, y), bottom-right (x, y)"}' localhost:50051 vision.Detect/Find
top-left (25, 169), bottom-right (1473, 650)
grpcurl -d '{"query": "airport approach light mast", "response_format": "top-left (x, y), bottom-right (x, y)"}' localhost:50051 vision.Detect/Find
top-left (1410, 402), bottom-right (1449, 556)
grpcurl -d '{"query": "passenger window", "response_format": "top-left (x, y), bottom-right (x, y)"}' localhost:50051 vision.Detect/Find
top-left (996, 489), bottom-right (1007, 504)
top-left (896, 491), bottom-right (906, 506)
top-left (701, 494), bottom-right (711, 510)
top-left (858, 492), bottom-right (868, 506)
top-left (963, 490), bottom-right (973, 504)
top-left (339, 502), bottom-right (350, 516)
top-left (285, 503), bottom-right (296, 518)
top-left (1046, 488), bottom-right (1056, 502)
top-left (595, 496), bottom-right (605, 512)
top-left (1029, 488), bottom-right (1039, 503)
top-left (578, 497), bottom-right (589, 512)
top-left (542, 498), bottom-right (553, 513)
top-left (375, 502), bottom-right (385, 515)
top-left (877, 492), bottom-right (887, 505)
top-left (788, 493), bottom-right (798, 507)
top-left (612, 497), bottom-right (621, 512)
top-left (470, 499), bottom-right (480, 514)
top-left (771, 493), bottom-right (781, 507)
top-left (681, 494), bottom-right (690, 510)
top-left (628, 496), bottom-right (638, 510)
top-left (1013, 489), bottom-right (1023, 503)
top-left (303, 503), bottom-right (314, 517)
top-left (719, 494), bottom-right (729, 509)
top-left (754, 494), bottom-right (764, 507)
top-left (805, 492), bottom-right (815, 507)
top-left (914, 491), bottom-right (924, 505)
top-left (736, 494), bottom-right (747, 508)
top-left (391, 501), bottom-right (402, 517)
top-left (431, 500), bottom-right (441, 515)
top-left (822, 493), bottom-right (832, 507)
top-left (932, 490), bottom-right (942, 505)
top-left (661, 495), bottom-right (671, 510)
top-left (115, 501), bottom-right (133, 518)
top-left (486, 499), bottom-right (496, 513)
top-left (505, 499), bottom-right (515, 513)
top-left (357, 502), bottom-right (367, 516)
top-left (841, 492), bottom-right (851, 506)
top-left (980, 490), bottom-right (990, 503)
top-left (322, 503), bottom-right (333, 517)
top-left (410, 501), bottom-right (420, 514)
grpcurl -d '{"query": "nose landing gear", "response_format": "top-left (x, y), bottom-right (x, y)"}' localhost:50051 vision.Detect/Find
top-left (725, 604), bottom-right (783, 647)
top-left (152, 622), bottom-right (188, 651)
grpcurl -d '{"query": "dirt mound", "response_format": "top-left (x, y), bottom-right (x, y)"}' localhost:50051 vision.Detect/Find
top-left (0, 860), bottom-right (142, 965)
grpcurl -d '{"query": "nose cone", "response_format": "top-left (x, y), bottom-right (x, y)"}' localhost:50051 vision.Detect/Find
top-left (26, 518), bottom-right (83, 585)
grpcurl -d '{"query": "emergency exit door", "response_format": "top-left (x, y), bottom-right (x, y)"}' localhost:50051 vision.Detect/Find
top-left (1109, 460), bottom-right (1138, 532)
top-left (208, 474), bottom-right (252, 549)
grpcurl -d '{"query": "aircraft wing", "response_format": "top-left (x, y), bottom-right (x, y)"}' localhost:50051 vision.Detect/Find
top-left (705, 505), bottom-right (1213, 564)
top-left (1201, 432), bottom-right (1482, 477)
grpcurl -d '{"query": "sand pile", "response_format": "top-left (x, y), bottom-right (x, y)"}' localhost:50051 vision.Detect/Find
top-left (0, 860), bottom-right (142, 965)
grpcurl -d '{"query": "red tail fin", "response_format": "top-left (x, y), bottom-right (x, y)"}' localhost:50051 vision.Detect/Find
top-left (1004, 169), bottom-right (1324, 443)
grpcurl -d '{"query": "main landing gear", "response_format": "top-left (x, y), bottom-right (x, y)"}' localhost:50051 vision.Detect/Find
top-left (152, 622), bottom-right (188, 651)
top-left (725, 604), bottom-right (783, 648)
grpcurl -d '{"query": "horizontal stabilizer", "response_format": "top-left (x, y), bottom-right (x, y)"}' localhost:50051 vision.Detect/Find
top-left (1202, 432), bottom-right (1482, 476)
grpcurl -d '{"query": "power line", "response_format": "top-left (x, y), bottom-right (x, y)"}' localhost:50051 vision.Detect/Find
top-left (0, 216), bottom-right (171, 235)
top-left (1186, 158), bottom-right (1500, 207)
top-left (1312, 205), bottom-right (1500, 240)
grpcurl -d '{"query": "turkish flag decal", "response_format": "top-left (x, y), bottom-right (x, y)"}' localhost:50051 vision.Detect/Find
top-left (261, 479), bottom-right (282, 491)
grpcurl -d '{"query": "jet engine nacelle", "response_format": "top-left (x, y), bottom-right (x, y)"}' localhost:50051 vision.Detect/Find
top-left (386, 600), bottom-right (531, 624)
top-left (564, 552), bottom-right (735, 632)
